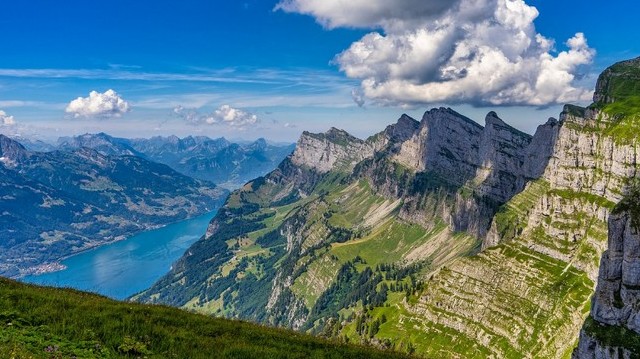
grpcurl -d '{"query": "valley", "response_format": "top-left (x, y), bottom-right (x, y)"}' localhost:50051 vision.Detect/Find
top-left (22, 210), bottom-right (215, 300)
top-left (2, 1), bottom-right (639, 358)
top-left (136, 57), bottom-right (640, 357)
top-left (0, 133), bottom-right (293, 279)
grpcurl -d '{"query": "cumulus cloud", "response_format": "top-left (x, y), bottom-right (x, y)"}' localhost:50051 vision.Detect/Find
top-left (65, 89), bottom-right (131, 118)
top-left (278, 0), bottom-right (595, 106)
top-left (0, 110), bottom-right (16, 126)
top-left (174, 105), bottom-right (259, 128)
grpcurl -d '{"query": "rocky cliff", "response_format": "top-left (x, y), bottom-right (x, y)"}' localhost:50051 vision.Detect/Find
top-left (573, 206), bottom-right (640, 358)
top-left (291, 128), bottom-right (374, 174)
top-left (138, 57), bottom-right (640, 358)
top-left (572, 57), bottom-right (640, 356)
top-left (399, 58), bottom-right (640, 358)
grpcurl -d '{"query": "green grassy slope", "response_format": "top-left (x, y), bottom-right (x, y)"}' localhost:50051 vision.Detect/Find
top-left (0, 277), bottom-right (413, 359)
top-left (135, 58), bottom-right (640, 358)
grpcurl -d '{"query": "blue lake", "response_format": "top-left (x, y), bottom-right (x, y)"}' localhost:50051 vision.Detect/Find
top-left (22, 211), bottom-right (215, 300)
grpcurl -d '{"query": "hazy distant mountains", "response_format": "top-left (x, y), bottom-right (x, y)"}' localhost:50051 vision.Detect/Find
top-left (0, 132), bottom-right (292, 277)
top-left (56, 133), bottom-right (295, 189)
top-left (0, 134), bottom-right (227, 278)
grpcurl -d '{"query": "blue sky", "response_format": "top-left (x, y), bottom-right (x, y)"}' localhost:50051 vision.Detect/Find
top-left (0, 0), bottom-right (638, 142)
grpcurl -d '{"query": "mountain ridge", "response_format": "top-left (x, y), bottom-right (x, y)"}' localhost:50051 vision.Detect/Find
top-left (54, 133), bottom-right (295, 189)
top-left (0, 135), bottom-right (228, 278)
top-left (134, 99), bottom-right (569, 357)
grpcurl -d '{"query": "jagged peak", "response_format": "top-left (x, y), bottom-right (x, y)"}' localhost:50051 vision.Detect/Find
top-left (0, 134), bottom-right (29, 163)
top-left (560, 104), bottom-right (587, 121)
top-left (60, 132), bottom-right (115, 144)
top-left (249, 138), bottom-right (268, 151)
top-left (300, 127), bottom-right (363, 147)
top-left (484, 111), bottom-right (531, 139)
top-left (378, 114), bottom-right (420, 144)
top-left (484, 111), bottom-right (505, 126)
top-left (544, 117), bottom-right (559, 126)
top-left (326, 127), bottom-right (350, 137)
top-left (95, 132), bottom-right (111, 138)
top-left (398, 113), bottom-right (419, 126)
top-left (167, 134), bottom-right (181, 143)
top-left (422, 107), bottom-right (482, 129)
top-left (0, 133), bottom-right (20, 144)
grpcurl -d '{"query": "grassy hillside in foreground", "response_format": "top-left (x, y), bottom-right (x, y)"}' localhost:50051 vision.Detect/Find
top-left (0, 278), bottom-right (412, 359)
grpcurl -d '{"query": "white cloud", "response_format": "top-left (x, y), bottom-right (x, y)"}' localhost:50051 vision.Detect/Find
top-left (351, 88), bottom-right (365, 107)
top-left (174, 105), bottom-right (260, 129)
top-left (275, 0), bottom-right (458, 29)
top-left (278, 0), bottom-right (595, 106)
top-left (0, 110), bottom-right (16, 126)
top-left (65, 89), bottom-right (131, 118)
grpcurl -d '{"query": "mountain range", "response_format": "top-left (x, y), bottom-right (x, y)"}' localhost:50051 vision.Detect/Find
top-left (135, 57), bottom-right (640, 357)
top-left (56, 133), bottom-right (295, 189)
top-left (0, 135), bottom-right (228, 278)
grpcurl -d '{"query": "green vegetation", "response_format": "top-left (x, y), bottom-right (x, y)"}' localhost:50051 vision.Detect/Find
top-left (0, 277), bottom-right (413, 359)
top-left (583, 316), bottom-right (640, 354)
top-left (136, 58), bottom-right (640, 358)
top-left (591, 58), bottom-right (640, 143)
top-left (612, 178), bottom-right (640, 231)
top-left (493, 180), bottom-right (549, 241)
top-left (549, 188), bottom-right (616, 210)
top-left (598, 59), bottom-right (640, 104)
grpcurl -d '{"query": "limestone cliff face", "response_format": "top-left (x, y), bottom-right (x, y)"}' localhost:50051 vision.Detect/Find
top-left (140, 57), bottom-right (640, 359)
top-left (359, 108), bottom-right (550, 239)
top-left (490, 105), bottom-right (638, 280)
top-left (573, 212), bottom-right (640, 358)
top-left (474, 111), bottom-right (536, 202)
top-left (290, 128), bottom-right (374, 174)
top-left (592, 213), bottom-right (640, 330)
top-left (398, 58), bottom-right (640, 358)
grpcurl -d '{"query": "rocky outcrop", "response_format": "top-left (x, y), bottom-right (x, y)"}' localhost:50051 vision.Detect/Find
top-left (360, 108), bottom-right (553, 239)
top-left (593, 57), bottom-right (640, 104)
top-left (474, 111), bottom-right (535, 202)
top-left (573, 211), bottom-right (640, 358)
top-left (290, 128), bottom-right (374, 173)
top-left (573, 332), bottom-right (635, 359)
top-left (592, 213), bottom-right (640, 329)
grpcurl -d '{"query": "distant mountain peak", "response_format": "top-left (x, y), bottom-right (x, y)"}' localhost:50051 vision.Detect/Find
top-left (57, 133), bottom-right (139, 157)
top-left (0, 134), bottom-right (29, 165)
top-left (250, 138), bottom-right (268, 149)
